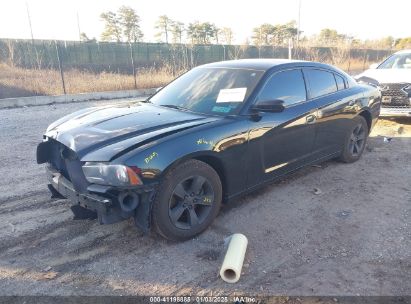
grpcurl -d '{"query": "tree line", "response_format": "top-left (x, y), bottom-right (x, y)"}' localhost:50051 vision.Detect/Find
top-left (87, 6), bottom-right (411, 49)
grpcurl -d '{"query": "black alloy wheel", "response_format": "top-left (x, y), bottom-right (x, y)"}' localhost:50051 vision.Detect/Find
top-left (152, 159), bottom-right (222, 241)
top-left (338, 115), bottom-right (369, 163)
top-left (348, 123), bottom-right (366, 156)
top-left (168, 175), bottom-right (214, 230)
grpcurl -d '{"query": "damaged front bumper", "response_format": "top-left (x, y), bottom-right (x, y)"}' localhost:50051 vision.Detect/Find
top-left (46, 165), bottom-right (157, 233)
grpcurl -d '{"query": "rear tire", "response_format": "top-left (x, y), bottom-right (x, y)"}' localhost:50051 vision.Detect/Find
top-left (338, 115), bottom-right (369, 163)
top-left (152, 159), bottom-right (222, 241)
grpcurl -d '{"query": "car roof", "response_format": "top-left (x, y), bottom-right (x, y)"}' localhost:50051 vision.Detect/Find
top-left (199, 58), bottom-right (344, 73)
top-left (200, 59), bottom-right (311, 71)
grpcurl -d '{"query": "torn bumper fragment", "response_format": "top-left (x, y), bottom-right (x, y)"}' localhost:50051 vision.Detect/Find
top-left (46, 165), bottom-right (156, 232)
top-left (47, 165), bottom-right (111, 219)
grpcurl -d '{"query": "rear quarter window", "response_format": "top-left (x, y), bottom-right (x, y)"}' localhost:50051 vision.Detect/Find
top-left (334, 74), bottom-right (346, 90)
top-left (305, 69), bottom-right (337, 98)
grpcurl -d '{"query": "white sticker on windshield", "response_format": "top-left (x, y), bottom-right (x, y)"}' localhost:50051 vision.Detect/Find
top-left (216, 87), bottom-right (247, 103)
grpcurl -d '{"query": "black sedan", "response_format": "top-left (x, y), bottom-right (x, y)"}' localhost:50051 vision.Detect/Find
top-left (37, 59), bottom-right (381, 241)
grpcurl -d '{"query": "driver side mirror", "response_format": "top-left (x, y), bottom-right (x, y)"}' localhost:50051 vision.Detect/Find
top-left (251, 99), bottom-right (285, 113)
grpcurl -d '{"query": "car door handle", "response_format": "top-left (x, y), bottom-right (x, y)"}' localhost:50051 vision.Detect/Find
top-left (306, 114), bottom-right (316, 124)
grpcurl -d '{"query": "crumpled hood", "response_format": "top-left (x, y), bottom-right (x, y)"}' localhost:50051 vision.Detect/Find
top-left (357, 68), bottom-right (411, 84)
top-left (45, 101), bottom-right (218, 161)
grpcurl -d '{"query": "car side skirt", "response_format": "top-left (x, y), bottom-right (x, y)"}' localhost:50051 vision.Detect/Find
top-left (225, 150), bottom-right (341, 203)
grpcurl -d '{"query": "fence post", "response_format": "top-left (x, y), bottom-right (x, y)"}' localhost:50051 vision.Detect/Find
top-left (54, 41), bottom-right (66, 94)
top-left (129, 42), bottom-right (137, 89)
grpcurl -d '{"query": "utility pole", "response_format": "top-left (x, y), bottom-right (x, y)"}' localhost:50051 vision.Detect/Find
top-left (297, 0), bottom-right (302, 46)
top-left (129, 42), bottom-right (137, 89)
top-left (26, 2), bottom-right (34, 43)
top-left (77, 12), bottom-right (81, 41)
top-left (55, 41), bottom-right (66, 94)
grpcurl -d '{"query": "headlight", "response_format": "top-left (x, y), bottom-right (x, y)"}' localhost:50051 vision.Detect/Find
top-left (82, 162), bottom-right (142, 186)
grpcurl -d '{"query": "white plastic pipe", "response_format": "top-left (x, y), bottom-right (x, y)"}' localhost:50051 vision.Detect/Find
top-left (219, 233), bottom-right (248, 283)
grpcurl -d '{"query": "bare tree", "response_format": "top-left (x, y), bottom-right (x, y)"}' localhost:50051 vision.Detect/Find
top-left (271, 21), bottom-right (298, 46)
top-left (170, 21), bottom-right (185, 44)
top-left (100, 7), bottom-right (142, 42)
top-left (187, 22), bottom-right (201, 44)
top-left (252, 24), bottom-right (275, 45)
top-left (187, 22), bottom-right (217, 44)
top-left (100, 11), bottom-right (122, 42)
top-left (228, 45), bottom-right (243, 60)
top-left (5, 40), bottom-right (16, 67)
top-left (80, 32), bottom-right (96, 43)
top-left (214, 26), bottom-right (221, 44)
top-left (330, 43), bottom-right (350, 69)
top-left (118, 6), bottom-right (143, 42)
top-left (155, 15), bottom-right (173, 43)
top-left (220, 27), bottom-right (234, 45)
top-left (304, 47), bottom-right (327, 62)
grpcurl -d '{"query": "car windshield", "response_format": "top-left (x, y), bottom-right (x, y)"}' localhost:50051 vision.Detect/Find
top-left (149, 67), bottom-right (264, 116)
top-left (378, 53), bottom-right (411, 69)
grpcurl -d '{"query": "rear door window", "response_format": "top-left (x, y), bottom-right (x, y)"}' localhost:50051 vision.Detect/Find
top-left (305, 69), bottom-right (337, 98)
top-left (256, 69), bottom-right (307, 107)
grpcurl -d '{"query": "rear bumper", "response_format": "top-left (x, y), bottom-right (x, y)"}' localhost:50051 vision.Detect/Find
top-left (380, 107), bottom-right (411, 117)
top-left (46, 165), bottom-right (157, 231)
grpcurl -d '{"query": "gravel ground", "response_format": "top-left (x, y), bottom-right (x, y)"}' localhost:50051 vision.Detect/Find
top-left (0, 100), bottom-right (410, 296)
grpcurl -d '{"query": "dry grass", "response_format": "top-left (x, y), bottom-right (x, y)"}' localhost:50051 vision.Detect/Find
top-left (335, 58), bottom-right (370, 74)
top-left (0, 63), bottom-right (176, 99)
top-left (295, 47), bottom-right (371, 74)
top-left (0, 57), bottom-right (368, 99)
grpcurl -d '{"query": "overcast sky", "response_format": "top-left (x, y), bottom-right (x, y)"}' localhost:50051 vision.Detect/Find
top-left (0, 0), bottom-right (409, 43)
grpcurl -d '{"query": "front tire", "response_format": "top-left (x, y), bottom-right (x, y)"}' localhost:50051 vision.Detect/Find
top-left (152, 159), bottom-right (222, 241)
top-left (338, 115), bottom-right (369, 163)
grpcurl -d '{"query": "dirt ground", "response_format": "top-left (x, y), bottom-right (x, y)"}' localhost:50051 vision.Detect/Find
top-left (0, 100), bottom-right (410, 297)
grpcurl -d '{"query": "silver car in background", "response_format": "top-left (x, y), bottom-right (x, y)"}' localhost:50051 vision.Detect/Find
top-left (357, 50), bottom-right (411, 117)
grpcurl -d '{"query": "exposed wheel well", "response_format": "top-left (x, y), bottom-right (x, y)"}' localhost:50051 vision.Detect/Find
top-left (193, 155), bottom-right (226, 200)
top-left (359, 110), bottom-right (372, 133)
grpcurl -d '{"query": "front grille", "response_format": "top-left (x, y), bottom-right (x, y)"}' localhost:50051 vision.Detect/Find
top-left (382, 104), bottom-right (411, 109)
top-left (380, 83), bottom-right (410, 106)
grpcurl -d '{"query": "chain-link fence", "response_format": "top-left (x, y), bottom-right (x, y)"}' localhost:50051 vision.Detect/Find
top-left (0, 39), bottom-right (392, 99)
